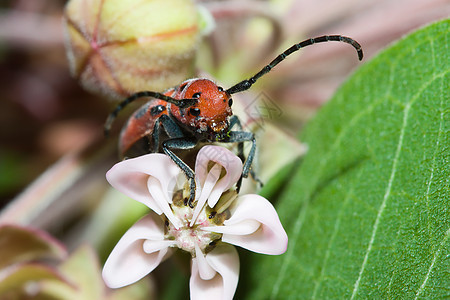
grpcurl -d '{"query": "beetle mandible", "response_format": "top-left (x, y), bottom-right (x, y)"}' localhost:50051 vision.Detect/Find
top-left (104, 35), bottom-right (364, 204)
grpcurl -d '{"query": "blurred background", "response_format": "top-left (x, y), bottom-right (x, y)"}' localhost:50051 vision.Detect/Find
top-left (0, 0), bottom-right (448, 250)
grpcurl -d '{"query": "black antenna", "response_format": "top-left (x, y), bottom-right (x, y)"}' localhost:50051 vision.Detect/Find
top-left (226, 35), bottom-right (363, 94)
top-left (104, 91), bottom-right (197, 137)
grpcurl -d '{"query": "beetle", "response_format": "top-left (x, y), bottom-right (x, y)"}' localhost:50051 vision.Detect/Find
top-left (104, 35), bottom-right (364, 204)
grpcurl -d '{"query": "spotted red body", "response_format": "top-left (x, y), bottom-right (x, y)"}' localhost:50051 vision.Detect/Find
top-left (119, 79), bottom-right (233, 157)
top-left (119, 94), bottom-right (173, 157)
top-left (105, 35), bottom-right (364, 203)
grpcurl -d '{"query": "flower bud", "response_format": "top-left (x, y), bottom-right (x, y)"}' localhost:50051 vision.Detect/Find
top-left (63, 0), bottom-right (207, 100)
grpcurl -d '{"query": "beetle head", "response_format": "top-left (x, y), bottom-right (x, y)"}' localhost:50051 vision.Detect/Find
top-left (172, 79), bottom-right (233, 140)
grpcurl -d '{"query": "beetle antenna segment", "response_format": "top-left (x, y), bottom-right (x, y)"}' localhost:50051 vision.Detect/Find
top-left (104, 91), bottom-right (197, 137)
top-left (226, 35), bottom-right (363, 94)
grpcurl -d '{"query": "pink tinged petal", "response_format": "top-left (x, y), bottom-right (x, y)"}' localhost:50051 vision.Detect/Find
top-left (204, 219), bottom-right (260, 235)
top-left (190, 244), bottom-right (239, 300)
top-left (205, 194), bottom-right (288, 255)
top-left (143, 239), bottom-right (177, 253)
top-left (147, 176), bottom-right (181, 228)
top-left (194, 145), bottom-right (243, 210)
top-left (102, 215), bottom-right (172, 288)
top-left (190, 163), bottom-right (222, 226)
top-left (194, 243), bottom-right (216, 280)
top-left (106, 153), bottom-right (180, 215)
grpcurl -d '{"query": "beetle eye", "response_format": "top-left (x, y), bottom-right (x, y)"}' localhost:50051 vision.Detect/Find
top-left (192, 92), bottom-right (201, 99)
top-left (217, 86), bottom-right (224, 92)
top-left (189, 108), bottom-right (201, 117)
top-left (228, 98), bottom-right (233, 107)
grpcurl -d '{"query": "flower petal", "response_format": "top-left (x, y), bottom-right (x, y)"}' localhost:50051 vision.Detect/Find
top-left (143, 239), bottom-right (177, 253)
top-left (204, 194), bottom-right (288, 255)
top-left (190, 244), bottom-right (239, 300)
top-left (147, 176), bottom-right (181, 228)
top-left (194, 243), bottom-right (216, 280)
top-left (102, 215), bottom-right (172, 288)
top-left (195, 146), bottom-right (243, 208)
top-left (204, 219), bottom-right (260, 235)
top-left (106, 153), bottom-right (180, 215)
top-left (190, 163), bottom-right (222, 226)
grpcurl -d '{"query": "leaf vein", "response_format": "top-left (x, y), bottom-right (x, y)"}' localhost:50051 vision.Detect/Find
top-left (311, 171), bottom-right (363, 299)
top-left (271, 63), bottom-right (396, 299)
top-left (270, 98), bottom-right (385, 299)
top-left (271, 26), bottom-right (448, 299)
top-left (414, 72), bottom-right (448, 300)
top-left (414, 228), bottom-right (450, 299)
top-left (349, 62), bottom-right (447, 299)
top-left (350, 100), bottom-right (411, 300)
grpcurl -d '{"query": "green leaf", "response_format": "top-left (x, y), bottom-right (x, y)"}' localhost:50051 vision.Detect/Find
top-left (243, 19), bottom-right (449, 299)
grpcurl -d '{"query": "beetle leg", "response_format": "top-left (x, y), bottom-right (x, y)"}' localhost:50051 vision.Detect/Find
top-left (162, 137), bottom-right (198, 206)
top-left (228, 116), bottom-right (246, 190)
top-left (229, 115), bottom-right (242, 130)
top-left (152, 120), bottom-right (161, 153)
top-left (224, 131), bottom-right (264, 191)
top-left (153, 115), bottom-right (184, 153)
top-left (228, 116), bottom-right (245, 162)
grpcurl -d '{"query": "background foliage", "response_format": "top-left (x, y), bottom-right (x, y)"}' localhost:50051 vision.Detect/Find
top-left (245, 19), bottom-right (449, 299)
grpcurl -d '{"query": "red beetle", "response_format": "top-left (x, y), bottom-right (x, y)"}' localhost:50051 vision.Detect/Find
top-left (105, 35), bottom-right (363, 204)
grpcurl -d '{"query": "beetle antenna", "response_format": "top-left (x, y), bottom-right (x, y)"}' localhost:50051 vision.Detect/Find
top-left (226, 35), bottom-right (363, 94)
top-left (104, 91), bottom-right (197, 137)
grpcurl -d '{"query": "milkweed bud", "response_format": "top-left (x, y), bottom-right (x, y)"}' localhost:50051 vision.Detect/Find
top-left (63, 0), bottom-right (208, 100)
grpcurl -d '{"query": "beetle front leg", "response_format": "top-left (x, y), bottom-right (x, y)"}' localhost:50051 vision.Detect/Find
top-left (162, 138), bottom-right (198, 206)
top-left (227, 131), bottom-right (255, 178)
top-left (229, 115), bottom-right (243, 130)
top-left (229, 116), bottom-right (245, 163)
top-left (153, 114), bottom-right (184, 153)
top-left (225, 131), bottom-right (263, 191)
top-left (228, 117), bottom-right (264, 189)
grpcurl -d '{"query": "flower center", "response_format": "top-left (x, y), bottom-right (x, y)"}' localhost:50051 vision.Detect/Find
top-left (164, 192), bottom-right (224, 256)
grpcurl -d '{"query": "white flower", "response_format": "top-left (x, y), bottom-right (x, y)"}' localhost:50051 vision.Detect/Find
top-left (102, 145), bottom-right (288, 300)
